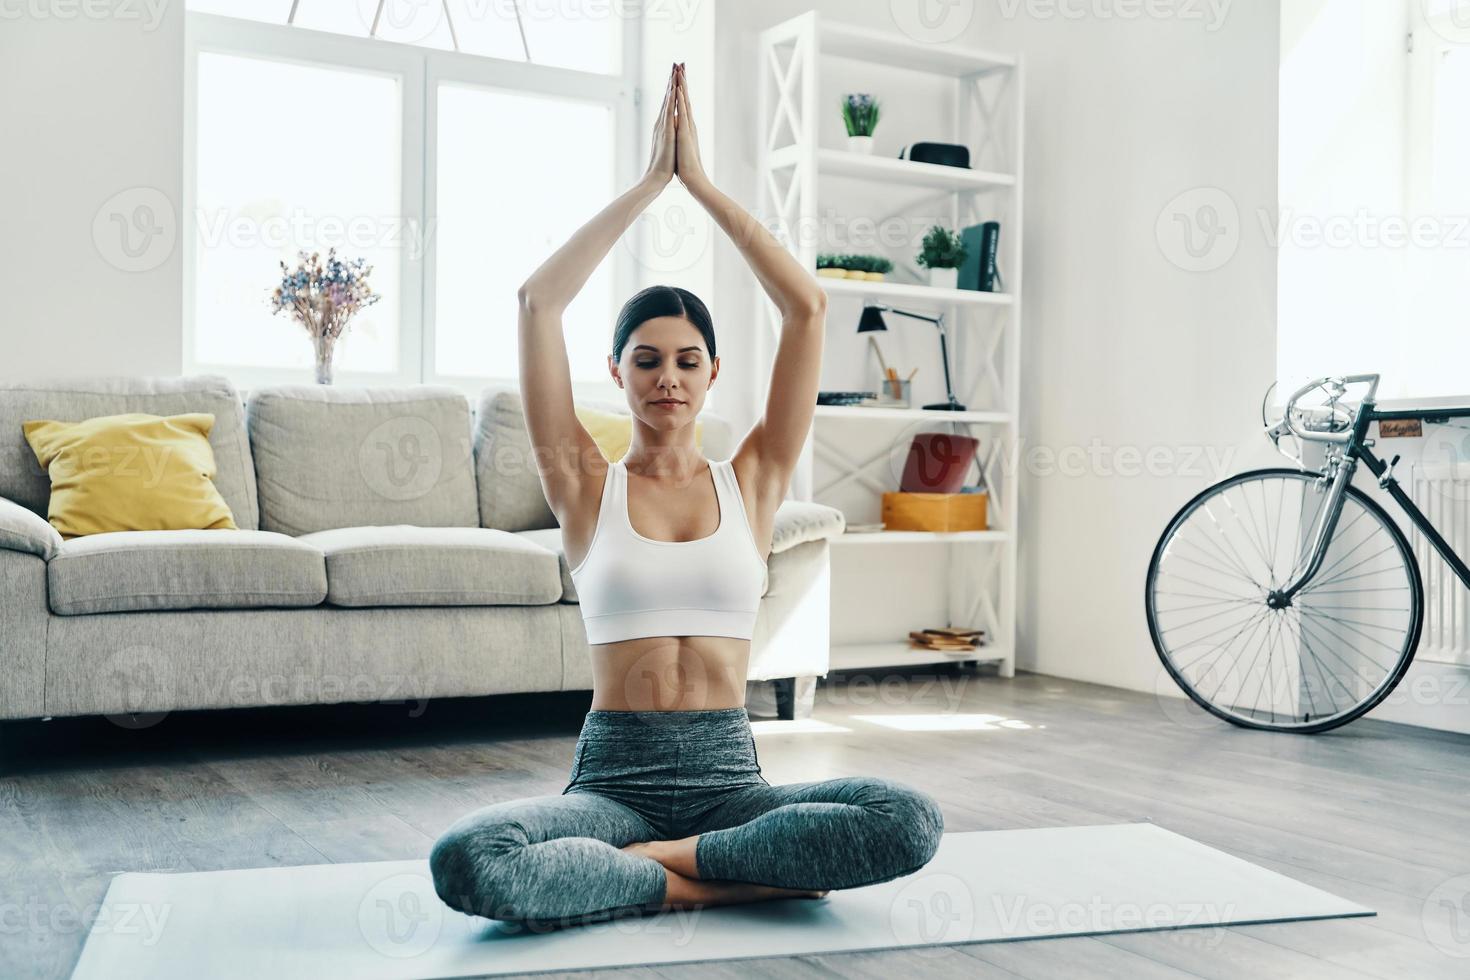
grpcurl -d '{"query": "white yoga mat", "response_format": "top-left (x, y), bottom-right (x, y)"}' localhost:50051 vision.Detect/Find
top-left (69, 822), bottom-right (1372, 979)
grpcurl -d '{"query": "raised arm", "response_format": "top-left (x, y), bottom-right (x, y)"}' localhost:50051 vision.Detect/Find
top-left (672, 64), bottom-right (826, 499)
top-left (517, 64), bottom-right (678, 517)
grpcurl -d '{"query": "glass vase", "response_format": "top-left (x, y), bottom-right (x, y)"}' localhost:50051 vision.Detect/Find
top-left (313, 334), bottom-right (336, 385)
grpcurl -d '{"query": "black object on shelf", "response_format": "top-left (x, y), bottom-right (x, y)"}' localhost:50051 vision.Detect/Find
top-left (958, 221), bottom-right (1001, 292)
top-left (817, 390), bottom-right (879, 406)
top-left (856, 305), bottom-right (966, 412)
top-left (897, 142), bottom-right (970, 169)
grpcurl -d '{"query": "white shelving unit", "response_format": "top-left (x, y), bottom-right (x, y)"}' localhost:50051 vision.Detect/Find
top-left (755, 12), bottom-right (1023, 679)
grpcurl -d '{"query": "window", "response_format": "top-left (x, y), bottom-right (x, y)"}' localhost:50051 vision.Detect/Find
top-left (193, 52), bottom-right (403, 374)
top-left (184, 1), bottom-right (637, 388)
top-left (185, 0), bottom-right (623, 73)
top-left (432, 85), bottom-right (615, 379)
top-left (1278, 0), bottom-right (1470, 404)
top-left (1403, 2), bottom-right (1470, 401)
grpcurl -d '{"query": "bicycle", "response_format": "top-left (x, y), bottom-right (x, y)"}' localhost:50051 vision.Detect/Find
top-left (1145, 373), bottom-right (1470, 733)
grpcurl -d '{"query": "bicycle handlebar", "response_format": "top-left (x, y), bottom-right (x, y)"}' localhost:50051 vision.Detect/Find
top-left (1275, 373), bottom-right (1380, 445)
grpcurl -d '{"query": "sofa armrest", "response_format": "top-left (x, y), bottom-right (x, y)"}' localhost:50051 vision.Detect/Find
top-left (0, 549), bottom-right (49, 719)
top-left (0, 495), bottom-right (61, 561)
top-left (770, 500), bottom-right (846, 555)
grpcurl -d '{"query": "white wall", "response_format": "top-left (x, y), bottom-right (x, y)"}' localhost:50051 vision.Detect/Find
top-left (0, 1), bottom-right (184, 379)
top-left (717, 1), bottom-right (1284, 700)
top-left (976, 2), bottom-right (1285, 696)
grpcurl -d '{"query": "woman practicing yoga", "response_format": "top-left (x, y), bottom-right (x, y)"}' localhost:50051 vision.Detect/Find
top-left (429, 62), bottom-right (944, 929)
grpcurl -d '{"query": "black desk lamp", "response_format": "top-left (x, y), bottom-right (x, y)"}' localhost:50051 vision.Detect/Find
top-left (857, 305), bottom-right (966, 411)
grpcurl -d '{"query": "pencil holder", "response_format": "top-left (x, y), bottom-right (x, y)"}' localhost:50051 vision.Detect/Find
top-left (875, 378), bottom-right (911, 408)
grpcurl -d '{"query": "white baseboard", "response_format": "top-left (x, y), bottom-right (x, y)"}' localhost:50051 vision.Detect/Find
top-left (1364, 657), bottom-right (1470, 735)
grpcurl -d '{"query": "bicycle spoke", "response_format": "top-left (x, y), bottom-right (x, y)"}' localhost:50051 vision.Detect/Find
top-left (1292, 609), bottom-right (1393, 684)
top-left (1283, 621), bottom-right (1328, 720)
top-left (1201, 500), bottom-right (1272, 587)
top-left (1247, 611), bottom-right (1286, 721)
top-left (1157, 569), bottom-right (1261, 602)
top-left (1205, 608), bottom-right (1275, 707)
top-left (1172, 605), bottom-right (1273, 675)
top-left (1294, 616), bottom-right (1359, 707)
top-left (1296, 607), bottom-right (1407, 657)
top-left (1222, 486), bottom-right (1274, 581)
top-left (1297, 546), bottom-right (1400, 594)
top-left (1164, 546), bottom-right (1269, 591)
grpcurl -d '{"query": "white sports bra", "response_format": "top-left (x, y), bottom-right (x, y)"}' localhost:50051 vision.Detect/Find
top-left (567, 456), bottom-right (769, 644)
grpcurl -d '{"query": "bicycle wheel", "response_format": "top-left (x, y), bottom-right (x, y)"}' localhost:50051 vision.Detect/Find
top-left (1145, 467), bottom-right (1422, 733)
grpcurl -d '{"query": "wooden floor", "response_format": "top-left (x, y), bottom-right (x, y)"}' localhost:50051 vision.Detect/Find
top-left (3, 666), bottom-right (1468, 979)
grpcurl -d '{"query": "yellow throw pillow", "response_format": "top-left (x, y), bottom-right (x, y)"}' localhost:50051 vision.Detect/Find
top-left (574, 404), bottom-right (702, 462)
top-left (22, 412), bottom-right (238, 538)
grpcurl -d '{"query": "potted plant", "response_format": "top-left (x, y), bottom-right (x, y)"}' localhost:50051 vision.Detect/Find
top-left (269, 247), bottom-right (381, 384)
top-left (863, 256), bottom-right (893, 281)
top-left (916, 226), bottom-right (967, 290)
top-left (841, 93), bottom-right (880, 154)
top-left (815, 253), bottom-right (847, 279)
top-left (843, 254), bottom-right (868, 279)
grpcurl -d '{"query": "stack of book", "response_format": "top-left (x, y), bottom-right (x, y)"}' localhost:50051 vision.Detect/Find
top-left (908, 627), bottom-right (986, 653)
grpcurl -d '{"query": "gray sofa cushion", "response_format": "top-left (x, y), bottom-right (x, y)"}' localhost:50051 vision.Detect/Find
top-left (47, 529), bottom-right (327, 615)
top-left (515, 527), bottom-right (576, 601)
top-left (474, 385), bottom-right (735, 532)
top-left (0, 495), bottom-right (62, 560)
top-left (0, 375), bottom-right (259, 529)
top-left (44, 604), bottom-right (566, 716)
top-left (297, 525), bottom-right (563, 607)
top-left (247, 385), bottom-right (479, 535)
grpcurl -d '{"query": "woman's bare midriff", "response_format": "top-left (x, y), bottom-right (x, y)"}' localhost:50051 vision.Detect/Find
top-left (588, 635), bottom-right (752, 711)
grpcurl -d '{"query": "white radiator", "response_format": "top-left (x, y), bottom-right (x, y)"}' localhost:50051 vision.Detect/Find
top-left (1407, 461), bottom-right (1470, 666)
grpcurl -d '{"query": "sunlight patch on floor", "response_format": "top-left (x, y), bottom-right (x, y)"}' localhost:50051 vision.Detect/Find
top-left (749, 718), bottom-right (852, 735)
top-left (850, 713), bottom-right (1039, 731)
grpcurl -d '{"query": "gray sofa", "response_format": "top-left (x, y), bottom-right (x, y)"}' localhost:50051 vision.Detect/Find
top-left (0, 376), bottom-right (845, 723)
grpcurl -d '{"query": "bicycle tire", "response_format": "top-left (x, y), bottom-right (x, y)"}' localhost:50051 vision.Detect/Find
top-left (1145, 467), bottom-right (1423, 734)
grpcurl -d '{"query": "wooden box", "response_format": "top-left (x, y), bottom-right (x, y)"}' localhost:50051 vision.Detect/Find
top-left (881, 491), bottom-right (988, 532)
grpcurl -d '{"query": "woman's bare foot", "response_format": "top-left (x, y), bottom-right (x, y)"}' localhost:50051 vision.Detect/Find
top-left (622, 841), bottom-right (831, 906)
top-left (620, 841), bottom-right (663, 863)
top-left (650, 870), bottom-right (830, 911)
top-left (620, 837), bottom-right (699, 878)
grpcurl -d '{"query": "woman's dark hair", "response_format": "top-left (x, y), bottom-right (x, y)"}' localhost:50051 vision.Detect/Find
top-left (612, 285), bottom-right (716, 362)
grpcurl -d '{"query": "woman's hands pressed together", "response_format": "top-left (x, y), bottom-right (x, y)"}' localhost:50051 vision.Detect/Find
top-left (645, 62), bottom-right (708, 192)
top-left (672, 63), bottom-right (708, 191)
top-left (643, 63), bottom-right (678, 187)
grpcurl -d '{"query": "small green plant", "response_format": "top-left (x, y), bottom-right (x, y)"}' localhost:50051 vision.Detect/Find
top-left (818, 253), bottom-right (894, 274)
top-left (915, 226), bottom-right (968, 270)
top-left (841, 93), bottom-right (880, 137)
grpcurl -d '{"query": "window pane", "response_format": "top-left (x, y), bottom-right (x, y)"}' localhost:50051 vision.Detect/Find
top-left (1402, 44), bottom-right (1470, 398)
top-left (517, 0), bottom-right (622, 74)
top-left (290, 0), bottom-right (372, 37)
top-left (435, 84), bottom-right (614, 379)
top-left (193, 53), bottom-right (402, 373)
top-left (373, 0), bottom-right (456, 50)
top-left (446, 0), bottom-right (531, 61)
top-left (186, 0), bottom-right (292, 21)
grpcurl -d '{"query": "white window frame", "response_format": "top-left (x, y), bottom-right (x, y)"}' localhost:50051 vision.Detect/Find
top-left (182, 10), bottom-right (640, 396)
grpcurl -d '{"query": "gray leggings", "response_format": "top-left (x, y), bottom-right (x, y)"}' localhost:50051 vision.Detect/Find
top-left (429, 706), bottom-right (944, 927)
